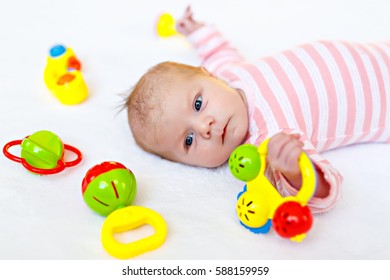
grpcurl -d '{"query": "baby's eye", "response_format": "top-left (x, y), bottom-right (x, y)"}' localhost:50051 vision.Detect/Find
top-left (185, 132), bottom-right (194, 148)
top-left (194, 95), bottom-right (202, 111)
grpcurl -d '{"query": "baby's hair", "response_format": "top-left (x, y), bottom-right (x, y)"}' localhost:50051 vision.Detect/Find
top-left (125, 61), bottom-right (205, 156)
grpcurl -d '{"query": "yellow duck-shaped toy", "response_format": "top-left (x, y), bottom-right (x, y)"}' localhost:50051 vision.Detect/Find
top-left (43, 45), bottom-right (88, 105)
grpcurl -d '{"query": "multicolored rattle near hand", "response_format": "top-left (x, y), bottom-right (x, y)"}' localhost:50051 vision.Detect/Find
top-left (228, 138), bottom-right (317, 242)
top-left (44, 44), bottom-right (88, 105)
top-left (82, 161), bottom-right (168, 259)
top-left (3, 130), bottom-right (82, 175)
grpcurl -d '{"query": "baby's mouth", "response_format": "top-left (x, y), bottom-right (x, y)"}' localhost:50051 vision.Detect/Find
top-left (222, 118), bottom-right (230, 144)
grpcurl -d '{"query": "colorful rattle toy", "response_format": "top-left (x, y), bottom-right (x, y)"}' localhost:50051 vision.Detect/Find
top-left (44, 44), bottom-right (88, 105)
top-left (3, 130), bottom-right (82, 175)
top-left (228, 138), bottom-right (316, 242)
top-left (82, 161), bottom-right (137, 216)
top-left (155, 13), bottom-right (178, 37)
top-left (82, 161), bottom-right (168, 259)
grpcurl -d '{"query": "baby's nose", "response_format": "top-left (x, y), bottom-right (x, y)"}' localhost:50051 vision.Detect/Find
top-left (198, 123), bottom-right (211, 139)
top-left (197, 117), bottom-right (214, 139)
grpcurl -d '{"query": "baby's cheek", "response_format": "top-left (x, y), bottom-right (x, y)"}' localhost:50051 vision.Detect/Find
top-left (207, 148), bottom-right (230, 167)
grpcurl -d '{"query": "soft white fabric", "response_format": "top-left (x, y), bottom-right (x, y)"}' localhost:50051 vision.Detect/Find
top-left (0, 0), bottom-right (389, 260)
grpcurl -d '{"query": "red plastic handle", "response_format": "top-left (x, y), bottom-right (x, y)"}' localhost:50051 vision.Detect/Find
top-left (3, 140), bottom-right (82, 175)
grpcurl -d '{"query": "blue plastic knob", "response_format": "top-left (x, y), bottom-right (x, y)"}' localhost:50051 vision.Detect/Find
top-left (49, 45), bottom-right (66, 58)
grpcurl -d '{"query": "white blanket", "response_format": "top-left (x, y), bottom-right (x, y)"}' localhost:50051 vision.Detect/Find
top-left (1, 0), bottom-right (389, 260)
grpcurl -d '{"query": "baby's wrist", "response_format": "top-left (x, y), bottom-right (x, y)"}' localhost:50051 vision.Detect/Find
top-left (185, 23), bottom-right (204, 36)
top-left (282, 172), bottom-right (302, 190)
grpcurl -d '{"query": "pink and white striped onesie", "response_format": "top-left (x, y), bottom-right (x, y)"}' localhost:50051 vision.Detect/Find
top-left (187, 25), bottom-right (390, 214)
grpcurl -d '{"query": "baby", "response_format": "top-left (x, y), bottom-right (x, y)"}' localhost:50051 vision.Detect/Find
top-left (126, 7), bottom-right (390, 214)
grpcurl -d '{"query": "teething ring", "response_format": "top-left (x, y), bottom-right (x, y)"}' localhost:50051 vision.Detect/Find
top-left (101, 205), bottom-right (168, 259)
top-left (3, 139), bottom-right (82, 175)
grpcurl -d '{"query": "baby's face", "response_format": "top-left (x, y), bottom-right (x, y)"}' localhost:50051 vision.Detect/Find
top-left (156, 71), bottom-right (249, 167)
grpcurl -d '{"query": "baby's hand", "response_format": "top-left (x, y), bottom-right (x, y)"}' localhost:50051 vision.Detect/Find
top-left (176, 5), bottom-right (203, 36)
top-left (267, 132), bottom-right (303, 187)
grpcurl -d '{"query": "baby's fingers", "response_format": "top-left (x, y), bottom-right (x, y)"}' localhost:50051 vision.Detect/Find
top-left (281, 142), bottom-right (303, 170)
top-left (267, 133), bottom-right (303, 174)
top-left (183, 5), bottom-right (193, 20)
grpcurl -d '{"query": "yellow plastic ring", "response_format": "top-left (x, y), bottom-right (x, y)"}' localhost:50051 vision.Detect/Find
top-left (101, 206), bottom-right (167, 259)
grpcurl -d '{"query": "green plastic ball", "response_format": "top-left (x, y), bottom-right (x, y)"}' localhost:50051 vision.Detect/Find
top-left (20, 130), bottom-right (64, 170)
top-left (228, 144), bottom-right (261, 182)
top-left (82, 162), bottom-right (137, 216)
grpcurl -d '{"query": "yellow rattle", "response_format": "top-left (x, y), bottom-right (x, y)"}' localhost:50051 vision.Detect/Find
top-left (101, 206), bottom-right (168, 259)
top-left (229, 138), bottom-right (317, 242)
top-left (155, 13), bottom-right (178, 37)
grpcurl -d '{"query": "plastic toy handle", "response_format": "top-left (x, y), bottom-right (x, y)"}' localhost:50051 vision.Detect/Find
top-left (3, 140), bottom-right (82, 175)
top-left (101, 206), bottom-right (168, 259)
top-left (22, 159), bottom-right (66, 175)
top-left (257, 138), bottom-right (270, 175)
top-left (257, 138), bottom-right (316, 205)
top-left (63, 144), bottom-right (83, 167)
top-left (3, 140), bottom-right (23, 163)
top-left (295, 152), bottom-right (316, 204)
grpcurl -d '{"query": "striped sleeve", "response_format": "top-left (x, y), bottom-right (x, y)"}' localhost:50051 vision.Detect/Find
top-left (186, 25), bottom-right (245, 75)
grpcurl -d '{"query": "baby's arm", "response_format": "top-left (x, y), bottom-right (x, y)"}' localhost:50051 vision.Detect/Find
top-left (176, 6), bottom-right (245, 75)
top-left (267, 132), bottom-right (342, 214)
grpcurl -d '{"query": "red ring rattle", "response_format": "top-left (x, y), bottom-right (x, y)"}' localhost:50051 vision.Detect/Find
top-left (3, 130), bottom-right (82, 175)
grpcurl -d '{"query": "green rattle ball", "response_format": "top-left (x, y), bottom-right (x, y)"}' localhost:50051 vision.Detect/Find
top-left (3, 130), bottom-right (82, 175)
top-left (21, 130), bottom-right (64, 170)
top-left (228, 144), bottom-right (261, 182)
top-left (82, 161), bottom-right (137, 216)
